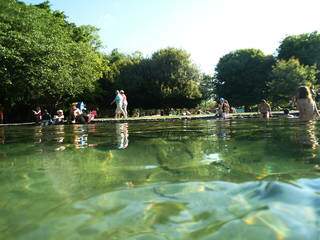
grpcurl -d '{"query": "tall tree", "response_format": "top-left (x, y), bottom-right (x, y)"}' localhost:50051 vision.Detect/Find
top-left (269, 58), bottom-right (318, 104)
top-left (200, 74), bottom-right (215, 100)
top-left (214, 49), bottom-right (275, 108)
top-left (0, 0), bottom-right (103, 119)
top-left (278, 32), bottom-right (320, 68)
top-left (148, 48), bottom-right (202, 108)
top-left (99, 48), bottom-right (203, 109)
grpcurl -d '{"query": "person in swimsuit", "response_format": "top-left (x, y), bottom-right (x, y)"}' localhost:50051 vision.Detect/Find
top-left (218, 98), bottom-right (230, 119)
top-left (258, 100), bottom-right (271, 119)
top-left (296, 86), bottom-right (320, 121)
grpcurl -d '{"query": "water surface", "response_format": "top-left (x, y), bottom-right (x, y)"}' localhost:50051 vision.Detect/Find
top-left (0, 119), bottom-right (320, 239)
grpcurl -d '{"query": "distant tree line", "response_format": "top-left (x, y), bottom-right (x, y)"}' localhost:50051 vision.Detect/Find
top-left (1, 0), bottom-right (320, 122)
top-left (0, 0), bottom-right (204, 122)
top-left (214, 32), bottom-right (320, 109)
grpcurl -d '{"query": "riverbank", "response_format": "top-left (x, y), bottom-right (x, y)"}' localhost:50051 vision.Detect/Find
top-left (0, 111), bottom-right (297, 126)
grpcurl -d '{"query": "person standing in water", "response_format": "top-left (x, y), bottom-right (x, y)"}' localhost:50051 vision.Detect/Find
top-left (111, 90), bottom-right (125, 119)
top-left (218, 98), bottom-right (230, 119)
top-left (258, 100), bottom-right (272, 119)
top-left (296, 86), bottom-right (320, 121)
top-left (120, 90), bottom-right (128, 119)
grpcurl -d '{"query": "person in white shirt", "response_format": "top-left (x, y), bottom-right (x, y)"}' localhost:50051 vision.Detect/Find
top-left (120, 90), bottom-right (128, 118)
top-left (111, 90), bottom-right (125, 119)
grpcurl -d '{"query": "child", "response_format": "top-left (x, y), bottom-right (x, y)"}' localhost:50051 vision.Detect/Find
top-left (87, 109), bottom-right (97, 123)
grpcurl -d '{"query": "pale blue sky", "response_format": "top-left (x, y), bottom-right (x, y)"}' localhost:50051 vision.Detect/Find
top-left (23, 0), bottom-right (320, 73)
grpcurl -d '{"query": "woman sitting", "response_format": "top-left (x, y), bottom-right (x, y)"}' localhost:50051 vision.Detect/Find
top-left (70, 103), bottom-right (86, 124)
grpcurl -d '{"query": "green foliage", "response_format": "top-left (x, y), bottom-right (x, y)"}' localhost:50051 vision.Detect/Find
top-left (269, 58), bottom-right (318, 104)
top-left (198, 99), bottom-right (217, 112)
top-left (148, 48), bottom-right (202, 108)
top-left (98, 49), bottom-right (145, 107)
top-left (199, 74), bottom-right (215, 100)
top-left (99, 48), bottom-right (203, 109)
top-left (0, 0), bottom-right (103, 112)
top-left (278, 32), bottom-right (320, 68)
top-left (214, 49), bottom-right (275, 108)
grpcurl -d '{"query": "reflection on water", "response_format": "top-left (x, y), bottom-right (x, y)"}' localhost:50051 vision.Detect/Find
top-left (1, 119), bottom-right (320, 239)
top-left (34, 126), bottom-right (43, 143)
top-left (72, 124), bottom-right (88, 149)
top-left (295, 122), bottom-right (319, 163)
top-left (116, 123), bottom-right (129, 149)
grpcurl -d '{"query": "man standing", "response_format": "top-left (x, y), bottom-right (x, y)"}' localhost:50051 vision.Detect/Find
top-left (111, 90), bottom-right (125, 119)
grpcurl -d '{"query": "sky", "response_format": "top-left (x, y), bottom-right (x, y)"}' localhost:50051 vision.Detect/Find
top-left (23, 0), bottom-right (320, 74)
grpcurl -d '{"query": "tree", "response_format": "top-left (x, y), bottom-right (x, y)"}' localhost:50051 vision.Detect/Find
top-left (200, 74), bottom-right (215, 100)
top-left (99, 48), bottom-right (203, 109)
top-left (214, 49), bottom-right (275, 109)
top-left (148, 48), bottom-right (202, 108)
top-left (269, 58), bottom-right (318, 104)
top-left (278, 32), bottom-right (320, 68)
top-left (98, 49), bottom-right (144, 108)
top-left (0, 0), bottom-right (104, 120)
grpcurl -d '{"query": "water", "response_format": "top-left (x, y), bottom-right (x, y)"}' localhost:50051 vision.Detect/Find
top-left (0, 119), bottom-right (320, 240)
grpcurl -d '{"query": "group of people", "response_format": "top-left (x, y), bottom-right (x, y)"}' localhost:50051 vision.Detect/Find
top-left (257, 86), bottom-right (319, 121)
top-left (69, 102), bottom-right (97, 124)
top-left (111, 90), bottom-right (128, 119)
top-left (217, 98), bottom-right (237, 119)
top-left (33, 102), bottom-right (97, 125)
top-left (33, 107), bottom-right (65, 125)
top-left (20, 85), bottom-right (320, 125)
top-left (30, 89), bottom-right (128, 125)
top-left (217, 86), bottom-right (320, 122)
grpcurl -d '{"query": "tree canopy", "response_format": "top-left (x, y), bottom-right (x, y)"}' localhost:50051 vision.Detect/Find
top-left (3, 0), bottom-right (320, 121)
top-left (278, 32), bottom-right (320, 68)
top-left (214, 49), bottom-right (275, 108)
top-left (269, 58), bottom-right (318, 104)
top-left (99, 48), bottom-right (203, 109)
top-left (0, 0), bottom-right (104, 114)
top-left (1, 0), bottom-right (204, 122)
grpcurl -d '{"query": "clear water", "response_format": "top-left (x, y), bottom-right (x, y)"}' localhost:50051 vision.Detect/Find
top-left (0, 119), bottom-right (320, 240)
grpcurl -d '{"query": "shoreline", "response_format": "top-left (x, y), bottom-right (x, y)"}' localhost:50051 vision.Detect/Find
top-left (0, 111), bottom-right (298, 126)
